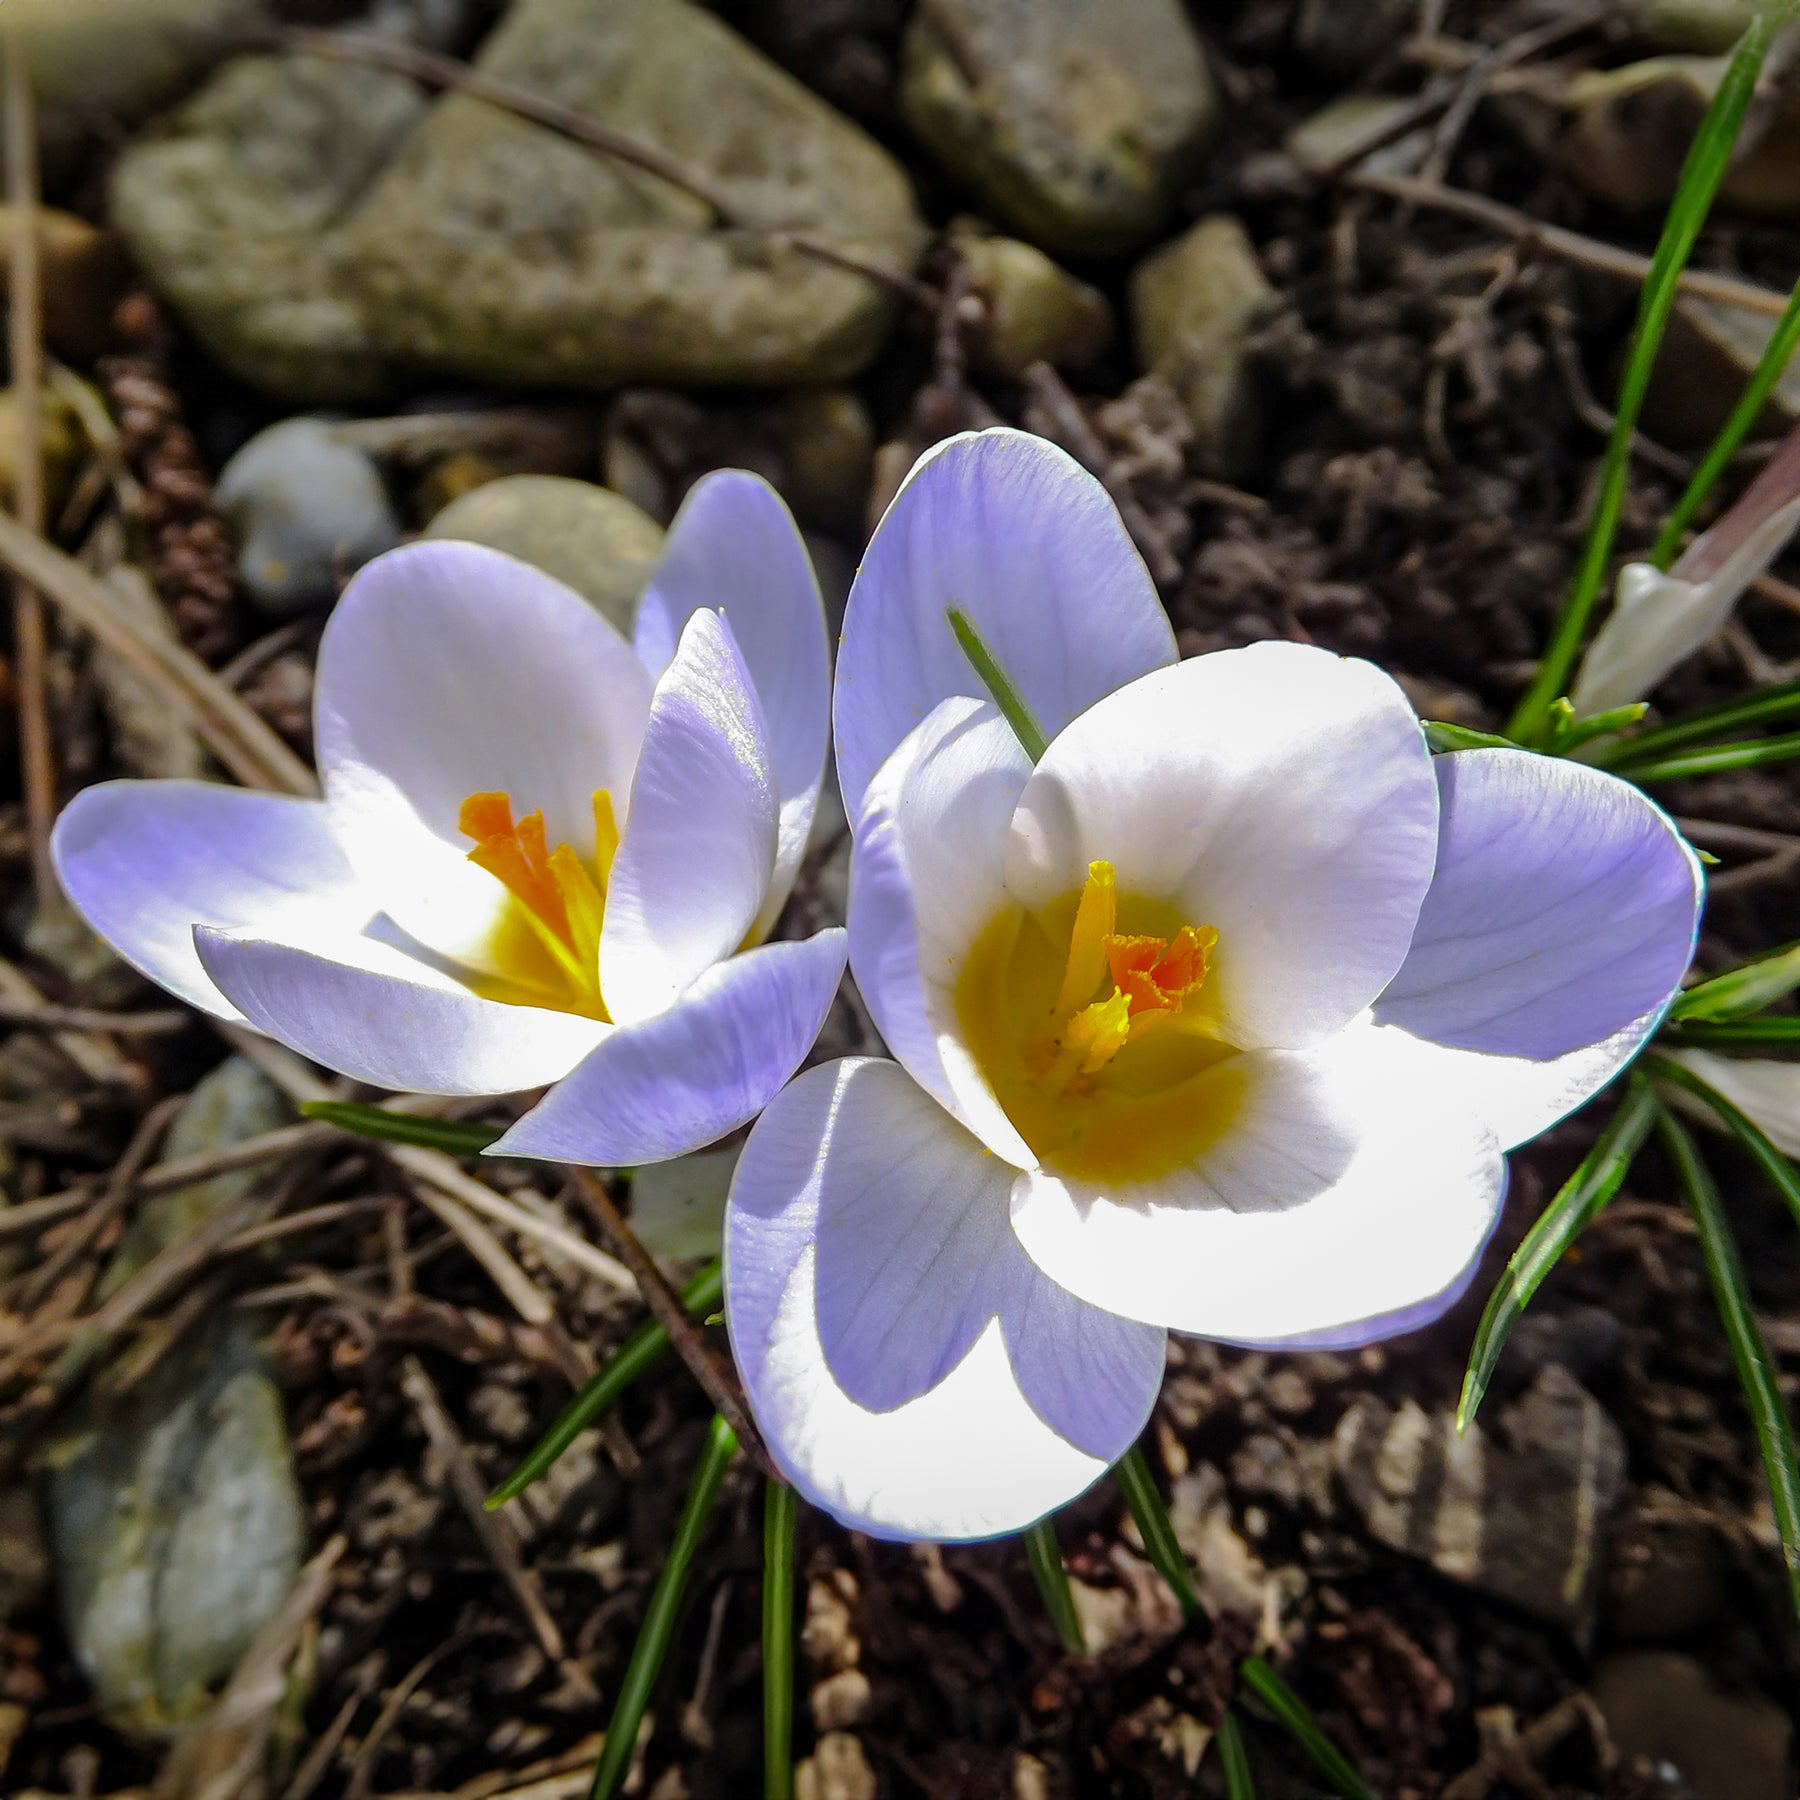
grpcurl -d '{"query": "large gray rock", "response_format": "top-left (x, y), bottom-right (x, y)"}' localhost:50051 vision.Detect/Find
top-left (112, 0), bottom-right (928, 401)
top-left (425, 474), bottom-right (665, 637)
top-left (900, 0), bottom-right (1219, 257)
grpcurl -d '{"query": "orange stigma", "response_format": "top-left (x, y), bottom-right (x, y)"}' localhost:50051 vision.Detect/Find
top-left (457, 789), bottom-right (617, 1018)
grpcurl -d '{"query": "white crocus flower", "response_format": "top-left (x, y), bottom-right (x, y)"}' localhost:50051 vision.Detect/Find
top-left (54, 475), bottom-right (846, 1164)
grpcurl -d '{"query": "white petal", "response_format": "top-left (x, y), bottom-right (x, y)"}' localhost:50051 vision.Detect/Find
top-left (634, 471), bottom-right (830, 940)
top-left (726, 1059), bottom-right (1164, 1541)
top-left (1009, 1018), bottom-right (1505, 1340)
top-left (833, 428), bottom-right (1176, 816)
top-left (51, 781), bottom-right (371, 1021)
top-left (492, 931), bottom-right (847, 1166)
top-left (1665, 1049), bottom-right (1800, 1158)
top-left (601, 611), bottom-right (778, 1025)
top-left (196, 927), bottom-right (607, 1094)
top-left (848, 698), bottom-right (1037, 1165)
top-left (1007, 642), bottom-right (1440, 1050)
top-left (1572, 493), bottom-right (1800, 715)
top-left (316, 540), bottom-right (654, 972)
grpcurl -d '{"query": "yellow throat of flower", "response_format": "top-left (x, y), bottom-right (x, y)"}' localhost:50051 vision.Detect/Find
top-left (956, 860), bottom-right (1245, 1183)
top-left (458, 789), bottom-right (617, 1019)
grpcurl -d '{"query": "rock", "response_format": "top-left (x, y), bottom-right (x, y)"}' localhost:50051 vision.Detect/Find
top-left (21, 898), bottom-right (139, 1007)
top-left (1129, 215), bottom-right (1279, 477)
top-left (1647, 296), bottom-right (1800, 444)
top-left (627, 1146), bottom-right (735, 1262)
top-left (1590, 1651), bottom-right (1792, 1800)
top-left (775, 390), bottom-right (876, 532)
top-left (796, 1732), bottom-right (877, 1800)
top-left (110, 53), bottom-right (427, 402)
top-left (0, 208), bottom-right (131, 365)
top-left (1292, 0), bottom-right (1411, 79)
top-left (50, 1323), bottom-right (305, 1734)
top-left (2, 0), bottom-right (266, 182)
top-left (117, 1), bottom-right (925, 401)
top-left (216, 417), bottom-right (401, 616)
top-left (952, 221), bottom-right (1113, 378)
top-left (1607, 1490), bottom-right (1728, 1640)
top-left (810, 1667), bottom-right (872, 1732)
top-left (1334, 1365), bottom-right (1626, 1635)
top-left (900, 0), bottom-right (1219, 257)
top-left (1286, 93), bottom-right (1431, 178)
top-left (0, 382), bottom-right (85, 519)
top-left (91, 563), bottom-right (208, 780)
top-left (424, 475), bottom-right (664, 638)
top-left (1503, 55), bottom-right (1800, 217)
top-left (0, 1486), bottom-right (48, 1623)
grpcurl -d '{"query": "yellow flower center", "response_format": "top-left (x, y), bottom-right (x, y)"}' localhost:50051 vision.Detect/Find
top-left (457, 789), bottom-right (618, 1020)
top-left (956, 860), bottom-right (1245, 1182)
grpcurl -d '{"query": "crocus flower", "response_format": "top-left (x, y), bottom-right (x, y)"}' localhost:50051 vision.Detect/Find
top-left (724, 429), bottom-right (1704, 1541)
top-left (55, 474), bottom-right (847, 1163)
top-left (1572, 422), bottom-right (1800, 716)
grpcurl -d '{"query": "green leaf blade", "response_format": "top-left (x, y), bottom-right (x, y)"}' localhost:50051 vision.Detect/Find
top-left (1607, 726), bottom-right (1800, 784)
top-left (763, 1479), bottom-right (798, 1800)
top-left (1217, 1709), bottom-right (1256, 1800)
top-left (1115, 1442), bottom-right (1202, 1622)
top-left (946, 604), bottom-right (1050, 764)
top-left (1668, 941), bottom-right (1800, 1022)
top-left (1238, 1657), bottom-right (1375, 1800)
top-left (300, 1099), bottom-right (504, 1157)
top-left (1652, 1102), bottom-right (1800, 1622)
top-left (587, 1414), bottom-right (739, 1800)
top-left (1022, 1515), bottom-right (1084, 1655)
top-left (1661, 1017), bottom-right (1800, 1051)
top-left (1458, 1078), bottom-right (1657, 1431)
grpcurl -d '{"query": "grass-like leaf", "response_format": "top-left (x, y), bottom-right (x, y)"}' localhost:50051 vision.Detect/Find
top-left (1605, 726), bottom-right (1800, 784)
top-left (1505, 5), bottom-right (1785, 743)
top-left (1423, 721), bottom-right (1519, 753)
top-left (588, 1413), bottom-right (739, 1800)
top-left (1217, 1710), bottom-right (1256, 1800)
top-left (1668, 940), bottom-right (1800, 1022)
top-left (1648, 1053), bottom-right (1800, 1234)
top-left (763, 1479), bottom-right (798, 1800)
top-left (1594, 677), bottom-right (1800, 772)
top-left (1458, 1076), bottom-right (1656, 1431)
top-left (1022, 1515), bottom-right (1084, 1655)
top-left (1652, 269), bottom-right (1800, 568)
top-left (300, 1099), bottom-right (504, 1157)
top-left (1238, 1657), bottom-right (1375, 1800)
top-left (1652, 1101), bottom-right (1800, 1621)
top-left (1115, 1442), bottom-right (1202, 1622)
top-left (488, 1261), bottom-right (723, 1507)
top-left (1661, 1016), bottom-right (1800, 1051)
top-left (1542, 700), bottom-right (1649, 756)
top-left (946, 604), bottom-right (1050, 764)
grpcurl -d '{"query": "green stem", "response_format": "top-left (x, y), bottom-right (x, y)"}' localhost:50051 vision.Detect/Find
top-left (1238, 1657), bottom-right (1375, 1800)
top-left (946, 604), bottom-right (1050, 764)
top-left (1022, 1515), bottom-right (1084, 1655)
top-left (1506, 7), bottom-right (1785, 743)
top-left (488, 1262), bottom-right (723, 1507)
top-left (588, 1414), bottom-right (739, 1800)
top-left (1114, 1443), bottom-right (1203, 1623)
top-left (1652, 272), bottom-right (1800, 568)
top-left (762, 1479), bottom-right (798, 1800)
top-left (1458, 1077), bottom-right (1656, 1431)
top-left (1652, 1102), bottom-right (1800, 1622)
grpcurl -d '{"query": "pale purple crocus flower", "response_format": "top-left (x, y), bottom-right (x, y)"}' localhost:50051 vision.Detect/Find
top-left (54, 473), bottom-right (847, 1164)
top-left (723, 428), bottom-right (1705, 1542)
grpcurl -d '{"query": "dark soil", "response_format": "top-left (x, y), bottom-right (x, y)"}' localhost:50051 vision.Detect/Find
top-left (4, 3), bottom-right (1799, 1797)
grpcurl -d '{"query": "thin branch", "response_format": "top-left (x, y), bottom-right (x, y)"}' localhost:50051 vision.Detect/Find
top-left (5, 31), bottom-right (55, 908)
top-left (1348, 169), bottom-right (1792, 319)
top-left (569, 1167), bottom-right (769, 1473)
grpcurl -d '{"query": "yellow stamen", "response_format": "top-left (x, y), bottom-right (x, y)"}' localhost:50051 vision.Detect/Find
top-left (1054, 860), bottom-right (1117, 1016)
top-left (458, 788), bottom-right (616, 1018)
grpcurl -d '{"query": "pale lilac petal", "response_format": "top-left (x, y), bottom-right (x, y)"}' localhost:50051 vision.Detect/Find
top-left (601, 612), bottom-right (778, 1026)
top-left (492, 931), bottom-right (847, 1166)
top-left (833, 429), bottom-right (1177, 816)
top-left (1006, 642), bottom-right (1440, 1050)
top-left (1376, 750), bottom-right (1702, 1059)
top-left (1009, 1018), bottom-right (1505, 1341)
top-left (51, 781), bottom-right (370, 1021)
top-left (316, 540), bottom-right (654, 973)
top-left (726, 1059), bottom-right (1165, 1540)
top-left (195, 927), bottom-right (607, 1094)
top-left (634, 472), bottom-right (830, 937)
top-left (848, 697), bottom-right (1037, 1164)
